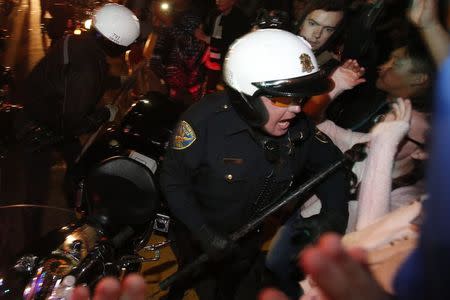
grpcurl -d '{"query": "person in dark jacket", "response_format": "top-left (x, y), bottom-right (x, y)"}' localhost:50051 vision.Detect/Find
top-left (194, 0), bottom-right (251, 94)
top-left (160, 29), bottom-right (350, 300)
top-left (13, 4), bottom-right (139, 230)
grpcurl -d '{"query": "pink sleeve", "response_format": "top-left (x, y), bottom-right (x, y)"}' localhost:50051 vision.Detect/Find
top-left (356, 119), bottom-right (409, 229)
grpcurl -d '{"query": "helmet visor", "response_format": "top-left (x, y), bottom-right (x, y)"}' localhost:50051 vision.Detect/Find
top-left (252, 69), bottom-right (333, 98)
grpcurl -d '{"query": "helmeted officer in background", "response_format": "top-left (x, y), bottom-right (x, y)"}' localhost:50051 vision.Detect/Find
top-left (160, 29), bottom-right (350, 299)
top-left (10, 4), bottom-right (139, 232)
top-left (19, 3), bottom-right (139, 148)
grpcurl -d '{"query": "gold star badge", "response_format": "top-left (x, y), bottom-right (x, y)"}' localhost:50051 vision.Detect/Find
top-left (300, 53), bottom-right (315, 73)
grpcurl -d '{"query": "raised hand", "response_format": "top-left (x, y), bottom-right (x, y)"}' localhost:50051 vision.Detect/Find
top-left (71, 274), bottom-right (146, 300)
top-left (299, 233), bottom-right (389, 300)
top-left (259, 233), bottom-right (389, 300)
top-left (408, 0), bottom-right (439, 30)
top-left (329, 59), bottom-right (366, 99)
top-left (371, 98), bottom-right (412, 144)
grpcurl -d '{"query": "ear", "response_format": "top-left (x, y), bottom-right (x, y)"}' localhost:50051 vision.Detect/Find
top-left (410, 73), bottom-right (429, 86)
top-left (411, 148), bottom-right (428, 160)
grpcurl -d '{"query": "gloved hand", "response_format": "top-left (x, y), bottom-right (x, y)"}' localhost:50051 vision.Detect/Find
top-left (197, 225), bottom-right (235, 261)
top-left (105, 104), bottom-right (119, 122)
top-left (291, 211), bottom-right (348, 247)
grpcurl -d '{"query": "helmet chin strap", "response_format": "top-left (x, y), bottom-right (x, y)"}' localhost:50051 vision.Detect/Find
top-left (246, 126), bottom-right (282, 163)
top-left (238, 91), bottom-right (269, 127)
top-left (239, 91), bottom-right (252, 106)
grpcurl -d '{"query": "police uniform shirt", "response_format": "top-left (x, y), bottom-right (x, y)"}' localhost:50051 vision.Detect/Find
top-left (160, 92), bottom-right (350, 236)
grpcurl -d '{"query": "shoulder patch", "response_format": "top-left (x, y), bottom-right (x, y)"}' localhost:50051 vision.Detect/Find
top-left (172, 120), bottom-right (197, 150)
top-left (314, 129), bottom-right (330, 144)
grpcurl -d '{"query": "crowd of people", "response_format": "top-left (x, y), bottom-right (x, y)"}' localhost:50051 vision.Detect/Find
top-left (2, 0), bottom-right (450, 299)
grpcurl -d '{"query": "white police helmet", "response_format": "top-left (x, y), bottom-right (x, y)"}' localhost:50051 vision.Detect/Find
top-left (223, 29), bottom-right (332, 127)
top-left (223, 29), bottom-right (331, 98)
top-left (93, 3), bottom-right (140, 47)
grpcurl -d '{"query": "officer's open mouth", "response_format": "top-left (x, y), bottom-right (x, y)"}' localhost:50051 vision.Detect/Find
top-left (278, 119), bottom-right (291, 129)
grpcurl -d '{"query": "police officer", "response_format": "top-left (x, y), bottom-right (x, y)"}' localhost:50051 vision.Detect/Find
top-left (11, 4), bottom-right (139, 232)
top-left (160, 29), bottom-right (350, 299)
top-left (20, 3), bottom-right (139, 147)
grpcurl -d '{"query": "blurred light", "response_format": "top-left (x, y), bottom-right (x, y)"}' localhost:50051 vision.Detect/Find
top-left (23, 286), bottom-right (31, 296)
top-left (160, 2), bottom-right (170, 11)
top-left (74, 29), bottom-right (82, 35)
top-left (84, 19), bottom-right (92, 30)
top-left (65, 234), bottom-right (77, 245)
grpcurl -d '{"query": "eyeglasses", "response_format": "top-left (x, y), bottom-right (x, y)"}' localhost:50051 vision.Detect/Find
top-left (406, 136), bottom-right (425, 149)
top-left (268, 96), bottom-right (306, 108)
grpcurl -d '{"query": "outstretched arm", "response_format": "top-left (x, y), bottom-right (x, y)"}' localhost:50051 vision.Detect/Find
top-left (303, 60), bottom-right (365, 123)
top-left (356, 98), bottom-right (412, 230)
top-left (329, 59), bottom-right (366, 100)
top-left (408, 0), bottom-right (450, 66)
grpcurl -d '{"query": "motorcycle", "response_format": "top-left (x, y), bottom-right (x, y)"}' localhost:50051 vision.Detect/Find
top-left (0, 155), bottom-right (164, 299)
top-left (71, 91), bottom-right (184, 190)
top-left (71, 90), bottom-right (185, 249)
top-left (0, 91), bottom-right (185, 299)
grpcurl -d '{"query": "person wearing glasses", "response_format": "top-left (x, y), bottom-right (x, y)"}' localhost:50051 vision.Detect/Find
top-left (159, 29), bottom-right (351, 299)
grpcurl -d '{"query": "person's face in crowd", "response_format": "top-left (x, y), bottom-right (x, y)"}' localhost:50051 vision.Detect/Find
top-left (261, 96), bottom-right (302, 136)
top-left (216, 0), bottom-right (235, 13)
top-left (395, 109), bottom-right (429, 161)
top-left (298, 9), bottom-right (343, 51)
top-left (376, 47), bottom-right (429, 98)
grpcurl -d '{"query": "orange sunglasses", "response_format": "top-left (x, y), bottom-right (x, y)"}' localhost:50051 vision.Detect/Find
top-left (268, 96), bottom-right (306, 108)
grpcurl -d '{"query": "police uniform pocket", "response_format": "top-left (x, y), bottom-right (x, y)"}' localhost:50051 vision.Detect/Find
top-left (223, 165), bottom-right (248, 184)
top-left (197, 163), bottom-right (250, 213)
top-left (212, 164), bottom-right (249, 191)
top-left (197, 163), bottom-right (249, 196)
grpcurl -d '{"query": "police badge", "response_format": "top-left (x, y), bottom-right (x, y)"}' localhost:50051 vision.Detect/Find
top-left (172, 120), bottom-right (197, 150)
top-left (300, 53), bottom-right (315, 73)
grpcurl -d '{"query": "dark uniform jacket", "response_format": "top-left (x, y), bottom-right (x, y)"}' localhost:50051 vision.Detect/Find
top-left (21, 33), bottom-right (117, 137)
top-left (160, 92), bottom-right (350, 237)
top-left (204, 7), bottom-right (250, 67)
